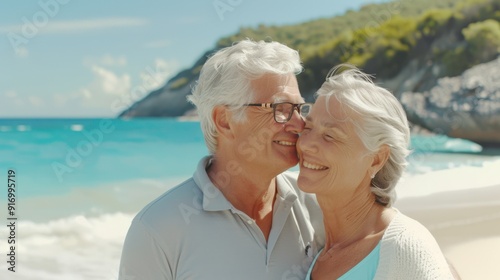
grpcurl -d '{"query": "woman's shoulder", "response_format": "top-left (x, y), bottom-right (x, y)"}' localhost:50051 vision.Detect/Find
top-left (376, 209), bottom-right (454, 279)
top-left (382, 209), bottom-right (435, 243)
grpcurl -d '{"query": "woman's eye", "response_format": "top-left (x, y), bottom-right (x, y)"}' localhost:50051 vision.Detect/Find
top-left (324, 134), bottom-right (335, 141)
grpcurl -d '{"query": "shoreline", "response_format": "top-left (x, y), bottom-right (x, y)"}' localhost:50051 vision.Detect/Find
top-left (395, 184), bottom-right (500, 280)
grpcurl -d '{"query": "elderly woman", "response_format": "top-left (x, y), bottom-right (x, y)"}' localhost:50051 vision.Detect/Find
top-left (298, 65), bottom-right (455, 279)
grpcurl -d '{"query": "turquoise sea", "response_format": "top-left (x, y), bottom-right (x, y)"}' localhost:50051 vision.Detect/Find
top-left (0, 118), bottom-right (499, 280)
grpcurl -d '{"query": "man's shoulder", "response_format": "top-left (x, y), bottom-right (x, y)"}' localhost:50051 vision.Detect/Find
top-left (281, 170), bottom-right (299, 181)
top-left (134, 177), bottom-right (202, 227)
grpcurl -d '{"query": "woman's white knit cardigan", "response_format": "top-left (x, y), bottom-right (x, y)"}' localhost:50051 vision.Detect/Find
top-left (374, 210), bottom-right (455, 280)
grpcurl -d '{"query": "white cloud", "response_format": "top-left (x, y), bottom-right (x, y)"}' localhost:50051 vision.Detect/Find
top-left (0, 59), bottom-right (179, 117)
top-left (52, 93), bottom-right (70, 106)
top-left (80, 89), bottom-right (92, 99)
top-left (75, 58), bottom-right (178, 116)
top-left (73, 57), bottom-right (131, 112)
top-left (90, 65), bottom-right (131, 96)
top-left (3, 90), bottom-right (24, 107)
top-left (28, 96), bottom-right (45, 107)
top-left (5, 90), bottom-right (18, 98)
top-left (83, 55), bottom-right (127, 67)
top-left (140, 59), bottom-right (178, 91)
top-left (42, 63), bottom-right (134, 116)
top-left (0, 17), bottom-right (148, 35)
top-left (1, 90), bottom-right (27, 116)
top-left (14, 46), bottom-right (29, 58)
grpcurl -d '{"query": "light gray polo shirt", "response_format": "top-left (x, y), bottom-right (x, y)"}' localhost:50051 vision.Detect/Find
top-left (119, 156), bottom-right (325, 280)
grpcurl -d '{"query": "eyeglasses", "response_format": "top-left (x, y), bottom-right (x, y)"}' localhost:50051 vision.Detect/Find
top-left (243, 102), bottom-right (312, 123)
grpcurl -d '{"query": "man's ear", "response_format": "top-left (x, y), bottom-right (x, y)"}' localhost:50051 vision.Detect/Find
top-left (212, 105), bottom-right (233, 138)
top-left (370, 144), bottom-right (390, 177)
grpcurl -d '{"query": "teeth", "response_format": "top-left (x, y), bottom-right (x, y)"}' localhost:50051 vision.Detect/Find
top-left (275, 141), bottom-right (295, 146)
top-left (303, 161), bottom-right (328, 170)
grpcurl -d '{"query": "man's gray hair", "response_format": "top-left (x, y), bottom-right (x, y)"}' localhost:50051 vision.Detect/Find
top-left (188, 39), bottom-right (302, 153)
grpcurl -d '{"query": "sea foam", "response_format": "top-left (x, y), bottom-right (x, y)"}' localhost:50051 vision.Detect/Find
top-left (0, 212), bottom-right (133, 280)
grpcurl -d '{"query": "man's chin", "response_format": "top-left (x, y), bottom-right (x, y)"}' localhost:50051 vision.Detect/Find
top-left (280, 157), bottom-right (300, 170)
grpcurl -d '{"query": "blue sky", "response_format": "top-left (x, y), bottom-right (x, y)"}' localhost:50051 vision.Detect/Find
top-left (1, 0), bottom-right (388, 118)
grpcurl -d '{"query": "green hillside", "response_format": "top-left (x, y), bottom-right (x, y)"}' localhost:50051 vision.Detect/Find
top-left (121, 0), bottom-right (500, 118)
top-left (215, 0), bottom-right (499, 93)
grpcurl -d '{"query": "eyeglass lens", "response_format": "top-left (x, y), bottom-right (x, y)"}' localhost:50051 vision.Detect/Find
top-left (274, 103), bottom-right (311, 123)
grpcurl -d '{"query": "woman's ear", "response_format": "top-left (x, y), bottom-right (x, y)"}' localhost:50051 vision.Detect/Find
top-left (370, 144), bottom-right (390, 177)
top-left (212, 105), bottom-right (233, 138)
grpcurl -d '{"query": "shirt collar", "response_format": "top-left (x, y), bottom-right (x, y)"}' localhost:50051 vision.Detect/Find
top-left (193, 156), bottom-right (299, 211)
top-left (193, 156), bottom-right (232, 211)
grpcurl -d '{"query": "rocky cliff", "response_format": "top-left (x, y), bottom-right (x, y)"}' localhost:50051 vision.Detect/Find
top-left (400, 57), bottom-right (500, 145)
top-left (119, 55), bottom-right (500, 145)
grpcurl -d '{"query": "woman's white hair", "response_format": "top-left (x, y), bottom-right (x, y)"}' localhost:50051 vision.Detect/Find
top-left (188, 39), bottom-right (302, 153)
top-left (317, 64), bottom-right (410, 206)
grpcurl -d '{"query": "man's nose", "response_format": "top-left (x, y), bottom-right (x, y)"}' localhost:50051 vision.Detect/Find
top-left (284, 110), bottom-right (305, 134)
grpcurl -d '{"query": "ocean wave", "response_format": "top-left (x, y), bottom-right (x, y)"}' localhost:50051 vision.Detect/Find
top-left (16, 125), bottom-right (31, 132)
top-left (70, 124), bottom-right (84, 132)
top-left (0, 212), bottom-right (134, 280)
top-left (410, 134), bottom-right (483, 153)
top-left (398, 158), bottom-right (500, 199)
top-left (0, 177), bottom-right (189, 279)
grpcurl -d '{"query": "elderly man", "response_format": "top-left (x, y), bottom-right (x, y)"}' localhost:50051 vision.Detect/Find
top-left (119, 39), bottom-right (324, 280)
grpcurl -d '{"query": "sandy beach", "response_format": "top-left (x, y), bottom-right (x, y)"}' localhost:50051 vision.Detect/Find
top-left (395, 184), bottom-right (500, 280)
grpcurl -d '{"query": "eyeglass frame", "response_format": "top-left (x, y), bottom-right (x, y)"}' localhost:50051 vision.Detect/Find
top-left (243, 102), bottom-right (312, 124)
